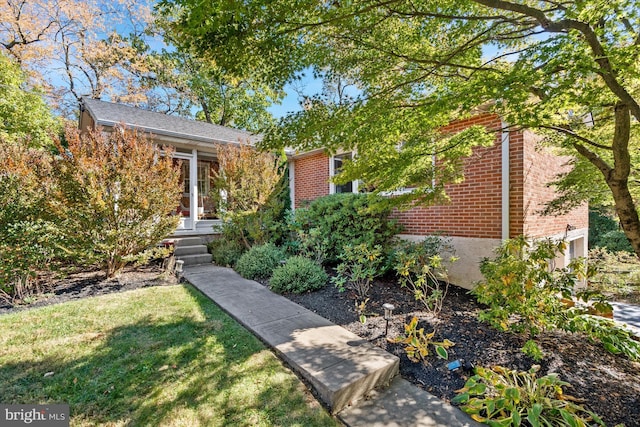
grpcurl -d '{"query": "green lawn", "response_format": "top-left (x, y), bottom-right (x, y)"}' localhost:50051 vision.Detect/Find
top-left (0, 285), bottom-right (338, 426)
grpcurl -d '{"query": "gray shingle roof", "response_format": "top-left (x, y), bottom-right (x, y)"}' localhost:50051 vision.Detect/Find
top-left (81, 97), bottom-right (260, 145)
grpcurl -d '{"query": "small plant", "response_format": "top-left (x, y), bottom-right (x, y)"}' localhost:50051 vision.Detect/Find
top-left (332, 243), bottom-right (383, 298)
top-left (208, 238), bottom-right (246, 267)
top-left (565, 314), bottom-right (640, 361)
top-left (355, 298), bottom-right (370, 324)
top-left (235, 243), bottom-right (286, 281)
top-left (521, 339), bottom-right (544, 362)
top-left (393, 238), bottom-right (456, 317)
top-left (269, 256), bottom-right (328, 294)
top-left (296, 227), bottom-right (330, 265)
top-left (452, 365), bottom-right (605, 426)
top-left (123, 245), bottom-right (174, 267)
top-left (388, 316), bottom-right (454, 363)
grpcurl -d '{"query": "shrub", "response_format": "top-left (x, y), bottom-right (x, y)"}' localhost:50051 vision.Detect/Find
top-left (0, 143), bottom-right (62, 302)
top-left (290, 193), bottom-right (400, 264)
top-left (212, 143), bottom-right (288, 248)
top-left (475, 236), bottom-right (640, 361)
top-left (392, 237), bottom-right (457, 317)
top-left (597, 230), bottom-right (634, 253)
top-left (452, 365), bottom-right (605, 426)
top-left (235, 243), bottom-right (286, 280)
top-left (269, 256), bottom-right (328, 294)
top-left (51, 125), bottom-right (182, 277)
top-left (208, 238), bottom-right (246, 267)
top-left (332, 243), bottom-right (383, 299)
top-left (473, 236), bottom-right (584, 336)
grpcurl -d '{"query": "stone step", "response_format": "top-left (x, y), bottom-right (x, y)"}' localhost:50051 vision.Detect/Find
top-left (338, 376), bottom-right (482, 426)
top-left (174, 245), bottom-right (209, 256)
top-left (177, 253), bottom-right (212, 266)
top-left (183, 265), bottom-right (399, 414)
top-left (174, 237), bottom-right (204, 247)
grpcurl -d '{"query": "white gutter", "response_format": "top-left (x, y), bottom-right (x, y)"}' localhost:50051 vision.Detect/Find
top-left (289, 160), bottom-right (296, 210)
top-left (501, 121), bottom-right (510, 241)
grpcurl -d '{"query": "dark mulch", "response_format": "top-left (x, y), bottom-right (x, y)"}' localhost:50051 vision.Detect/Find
top-left (0, 264), bottom-right (177, 315)
top-left (286, 276), bottom-right (640, 427)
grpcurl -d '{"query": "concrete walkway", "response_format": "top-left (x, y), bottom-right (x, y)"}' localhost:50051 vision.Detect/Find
top-left (612, 301), bottom-right (640, 336)
top-left (183, 264), bottom-right (480, 427)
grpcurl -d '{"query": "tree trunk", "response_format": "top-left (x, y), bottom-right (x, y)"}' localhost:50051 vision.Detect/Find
top-left (608, 178), bottom-right (640, 258)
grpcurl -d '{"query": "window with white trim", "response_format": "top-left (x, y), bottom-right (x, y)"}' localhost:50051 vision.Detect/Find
top-left (330, 152), bottom-right (358, 194)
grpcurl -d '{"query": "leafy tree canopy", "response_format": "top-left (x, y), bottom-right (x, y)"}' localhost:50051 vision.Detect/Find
top-left (161, 0), bottom-right (640, 256)
top-left (0, 52), bottom-right (60, 147)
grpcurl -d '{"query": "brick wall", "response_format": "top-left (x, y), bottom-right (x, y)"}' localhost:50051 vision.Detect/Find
top-left (392, 113), bottom-right (504, 238)
top-left (290, 115), bottom-right (587, 239)
top-left (293, 151), bottom-right (330, 208)
top-left (515, 130), bottom-right (588, 238)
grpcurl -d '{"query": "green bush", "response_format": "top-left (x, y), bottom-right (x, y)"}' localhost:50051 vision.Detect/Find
top-left (474, 236), bottom-right (586, 336)
top-left (453, 365), bottom-right (605, 426)
top-left (290, 193), bottom-right (401, 264)
top-left (589, 208), bottom-right (633, 252)
top-left (235, 243), bottom-right (286, 280)
top-left (332, 243), bottom-right (383, 299)
top-left (208, 238), bottom-right (246, 267)
top-left (597, 230), bottom-right (634, 253)
top-left (269, 256), bottom-right (328, 294)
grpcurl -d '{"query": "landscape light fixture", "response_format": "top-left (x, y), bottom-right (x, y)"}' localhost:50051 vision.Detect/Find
top-left (383, 303), bottom-right (395, 336)
top-left (175, 259), bottom-right (184, 274)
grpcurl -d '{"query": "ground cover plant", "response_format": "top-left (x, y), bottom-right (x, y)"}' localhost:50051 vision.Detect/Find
top-left (0, 282), bottom-right (337, 426)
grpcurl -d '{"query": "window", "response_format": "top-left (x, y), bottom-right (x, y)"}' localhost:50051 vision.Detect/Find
top-left (197, 160), bottom-right (210, 196)
top-left (330, 152), bottom-right (357, 194)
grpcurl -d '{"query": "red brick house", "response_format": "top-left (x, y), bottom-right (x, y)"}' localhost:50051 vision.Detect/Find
top-left (288, 113), bottom-right (588, 289)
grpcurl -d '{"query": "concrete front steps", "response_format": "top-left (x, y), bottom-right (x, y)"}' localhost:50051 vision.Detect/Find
top-left (183, 265), bottom-right (481, 426)
top-left (173, 237), bottom-right (212, 266)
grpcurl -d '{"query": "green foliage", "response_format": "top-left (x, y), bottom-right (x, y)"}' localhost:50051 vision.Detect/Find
top-left (475, 236), bottom-right (640, 362)
top-left (452, 365), bottom-right (605, 427)
top-left (122, 246), bottom-right (174, 268)
top-left (332, 243), bottom-right (383, 299)
top-left (235, 243), bottom-right (286, 281)
top-left (0, 53), bottom-right (60, 148)
top-left (51, 125), bottom-right (181, 277)
top-left (290, 193), bottom-right (400, 265)
top-left (0, 143), bottom-right (62, 302)
top-left (597, 230), bottom-right (634, 254)
top-left (212, 143), bottom-right (287, 249)
top-left (164, 0), bottom-right (640, 257)
top-left (521, 340), bottom-right (544, 362)
top-left (393, 238), bottom-right (457, 317)
top-left (565, 314), bottom-right (640, 361)
top-left (474, 236), bottom-right (590, 337)
top-left (388, 316), bottom-right (454, 363)
top-left (208, 238), bottom-right (246, 268)
top-left (269, 256), bottom-right (328, 294)
top-left (589, 208), bottom-right (634, 253)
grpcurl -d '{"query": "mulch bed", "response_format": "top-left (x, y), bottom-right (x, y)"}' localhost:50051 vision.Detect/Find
top-left (286, 276), bottom-right (640, 427)
top-left (0, 264), bottom-right (177, 315)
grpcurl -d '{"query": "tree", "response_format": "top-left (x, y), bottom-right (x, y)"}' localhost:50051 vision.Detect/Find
top-left (161, 0), bottom-right (640, 257)
top-left (0, 0), bottom-right (155, 116)
top-left (51, 125), bottom-right (182, 277)
top-left (0, 52), bottom-right (60, 147)
top-left (212, 143), bottom-right (285, 248)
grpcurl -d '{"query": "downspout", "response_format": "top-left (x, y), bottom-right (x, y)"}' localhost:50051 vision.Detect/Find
top-left (501, 121), bottom-right (510, 241)
top-left (288, 160), bottom-right (295, 211)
